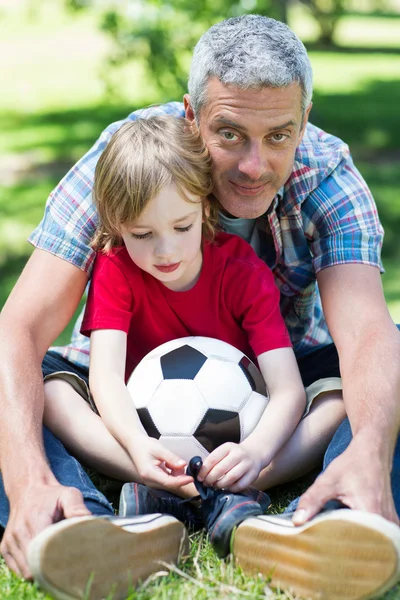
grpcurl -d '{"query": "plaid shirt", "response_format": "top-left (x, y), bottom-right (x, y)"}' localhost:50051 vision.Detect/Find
top-left (29, 102), bottom-right (384, 367)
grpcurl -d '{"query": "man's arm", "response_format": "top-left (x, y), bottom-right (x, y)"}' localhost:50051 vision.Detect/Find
top-left (0, 249), bottom-right (90, 578)
top-left (294, 263), bottom-right (400, 524)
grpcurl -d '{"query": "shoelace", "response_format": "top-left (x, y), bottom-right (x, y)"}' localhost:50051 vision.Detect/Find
top-left (186, 456), bottom-right (220, 503)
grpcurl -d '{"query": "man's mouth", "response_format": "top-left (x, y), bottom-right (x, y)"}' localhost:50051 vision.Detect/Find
top-left (155, 262), bottom-right (181, 273)
top-left (230, 181), bottom-right (268, 196)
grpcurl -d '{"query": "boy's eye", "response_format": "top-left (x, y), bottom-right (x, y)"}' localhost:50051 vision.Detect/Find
top-left (131, 232), bottom-right (151, 240)
top-left (175, 225), bottom-right (192, 233)
top-left (175, 224), bottom-right (194, 233)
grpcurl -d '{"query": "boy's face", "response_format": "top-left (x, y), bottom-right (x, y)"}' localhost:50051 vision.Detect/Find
top-left (185, 79), bottom-right (311, 219)
top-left (121, 184), bottom-right (204, 291)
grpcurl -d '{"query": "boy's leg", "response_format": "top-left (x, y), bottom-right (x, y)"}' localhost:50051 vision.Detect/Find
top-left (43, 378), bottom-right (142, 482)
top-left (253, 388), bottom-right (345, 490)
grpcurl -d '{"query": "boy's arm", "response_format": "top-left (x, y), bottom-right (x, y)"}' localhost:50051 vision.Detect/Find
top-left (89, 329), bottom-right (193, 488)
top-left (242, 347), bottom-right (306, 461)
top-left (199, 347), bottom-right (306, 491)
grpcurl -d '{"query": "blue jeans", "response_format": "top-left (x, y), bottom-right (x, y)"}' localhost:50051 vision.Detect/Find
top-left (286, 417), bottom-right (400, 514)
top-left (287, 337), bottom-right (400, 514)
top-left (0, 352), bottom-right (114, 530)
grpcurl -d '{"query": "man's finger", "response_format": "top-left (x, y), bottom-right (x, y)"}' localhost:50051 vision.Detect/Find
top-left (60, 487), bottom-right (92, 519)
top-left (293, 476), bottom-right (337, 525)
top-left (1, 535), bottom-right (31, 580)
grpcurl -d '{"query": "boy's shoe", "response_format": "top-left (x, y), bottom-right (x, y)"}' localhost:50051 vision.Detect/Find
top-left (187, 456), bottom-right (270, 557)
top-left (28, 514), bottom-right (189, 600)
top-left (119, 482), bottom-right (203, 530)
top-left (233, 509), bottom-right (400, 600)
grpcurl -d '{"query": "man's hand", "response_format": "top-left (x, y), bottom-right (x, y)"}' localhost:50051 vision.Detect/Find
top-left (293, 432), bottom-right (399, 526)
top-left (0, 481), bottom-right (91, 579)
top-left (129, 437), bottom-right (193, 490)
top-left (197, 441), bottom-right (262, 492)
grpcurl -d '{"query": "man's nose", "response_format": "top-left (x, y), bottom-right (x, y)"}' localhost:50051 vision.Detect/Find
top-left (237, 142), bottom-right (266, 181)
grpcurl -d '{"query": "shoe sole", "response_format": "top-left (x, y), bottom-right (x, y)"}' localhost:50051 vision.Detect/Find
top-left (28, 514), bottom-right (189, 600)
top-left (233, 509), bottom-right (400, 600)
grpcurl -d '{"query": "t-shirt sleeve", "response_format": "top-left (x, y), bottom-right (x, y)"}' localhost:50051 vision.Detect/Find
top-left (81, 253), bottom-right (133, 336)
top-left (302, 155), bottom-right (384, 274)
top-left (224, 256), bottom-right (292, 357)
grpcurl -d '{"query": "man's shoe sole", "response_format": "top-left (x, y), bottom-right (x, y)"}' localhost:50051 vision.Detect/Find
top-left (233, 509), bottom-right (400, 600)
top-left (28, 514), bottom-right (189, 600)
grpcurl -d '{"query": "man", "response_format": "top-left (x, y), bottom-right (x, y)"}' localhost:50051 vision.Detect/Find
top-left (1, 13), bottom-right (400, 600)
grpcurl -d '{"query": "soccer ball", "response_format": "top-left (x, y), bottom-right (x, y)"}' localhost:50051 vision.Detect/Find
top-left (127, 337), bottom-right (269, 463)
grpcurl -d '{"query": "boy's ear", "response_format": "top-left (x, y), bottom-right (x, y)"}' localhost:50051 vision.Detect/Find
top-left (184, 94), bottom-right (195, 122)
top-left (203, 199), bottom-right (211, 220)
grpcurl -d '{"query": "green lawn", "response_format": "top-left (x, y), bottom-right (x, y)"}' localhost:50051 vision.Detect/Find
top-left (1, 3), bottom-right (400, 598)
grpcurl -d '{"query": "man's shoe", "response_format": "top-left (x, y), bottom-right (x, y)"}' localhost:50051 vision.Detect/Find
top-left (187, 456), bottom-right (270, 558)
top-left (233, 509), bottom-right (400, 600)
top-left (119, 482), bottom-right (203, 530)
top-left (28, 514), bottom-right (189, 600)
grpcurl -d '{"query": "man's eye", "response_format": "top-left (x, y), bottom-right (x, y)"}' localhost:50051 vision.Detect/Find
top-left (271, 133), bottom-right (287, 142)
top-left (131, 232), bottom-right (151, 239)
top-left (220, 131), bottom-right (239, 141)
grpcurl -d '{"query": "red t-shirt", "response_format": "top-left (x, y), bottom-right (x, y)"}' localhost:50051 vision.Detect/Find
top-left (81, 232), bottom-right (291, 381)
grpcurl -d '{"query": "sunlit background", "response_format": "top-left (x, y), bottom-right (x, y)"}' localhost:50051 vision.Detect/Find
top-left (1, 0), bottom-right (400, 344)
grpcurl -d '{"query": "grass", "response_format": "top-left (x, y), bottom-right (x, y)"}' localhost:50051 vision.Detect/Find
top-left (1, 2), bottom-right (400, 598)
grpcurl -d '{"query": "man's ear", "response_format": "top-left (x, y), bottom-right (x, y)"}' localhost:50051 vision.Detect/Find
top-left (298, 102), bottom-right (313, 144)
top-left (184, 94), bottom-right (195, 122)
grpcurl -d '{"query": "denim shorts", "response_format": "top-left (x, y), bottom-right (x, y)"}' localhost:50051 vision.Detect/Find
top-left (42, 351), bottom-right (98, 412)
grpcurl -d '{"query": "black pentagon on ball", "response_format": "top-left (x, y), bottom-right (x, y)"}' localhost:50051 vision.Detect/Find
top-left (194, 409), bottom-right (240, 454)
top-left (160, 345), bottom-right (207, 380)
top-left (137, 407), bottom-right (161, 439)
top-left (239, 356), bottom-right (257, 391)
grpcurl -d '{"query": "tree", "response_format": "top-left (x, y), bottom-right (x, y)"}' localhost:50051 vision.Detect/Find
top-left (67, 0), bottom-right (283, 100)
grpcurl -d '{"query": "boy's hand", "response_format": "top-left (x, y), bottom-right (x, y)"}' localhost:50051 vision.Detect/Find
top-left (129, 436), bottom-right (193, 489)
top-left (197, 441), bottom-right (262, 492)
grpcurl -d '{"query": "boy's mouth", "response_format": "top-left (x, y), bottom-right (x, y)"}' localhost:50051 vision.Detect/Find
top-left (155, 262), bottom-right (181, 273)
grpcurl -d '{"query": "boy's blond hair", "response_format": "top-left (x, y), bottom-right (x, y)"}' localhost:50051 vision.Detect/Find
top-left (92, 116), bottom-right (216, 252)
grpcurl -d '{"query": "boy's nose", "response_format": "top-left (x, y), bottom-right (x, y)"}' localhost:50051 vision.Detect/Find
top-left (154, 239), bottom-right (175, 260)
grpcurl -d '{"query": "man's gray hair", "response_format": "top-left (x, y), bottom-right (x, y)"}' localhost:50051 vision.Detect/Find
top-left (188, 15), bottom-right (313, 118)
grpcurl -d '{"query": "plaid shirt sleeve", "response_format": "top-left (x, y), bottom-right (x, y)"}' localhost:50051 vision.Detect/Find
top-left (302, 154), bottom-right (384, 274)
top-left (28, 102), bottom-right (184, 275)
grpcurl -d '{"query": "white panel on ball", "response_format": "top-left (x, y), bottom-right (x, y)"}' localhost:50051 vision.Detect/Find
top-left (239, 391), bottom-right (269, 440)
top-left (127, 357), bottom-right (163, 408)
top-left (195, 358), bottom-right (252, 412)
top-left (148, 380), bottom-right (208, 436)
top-left (187, 337), bottom-right (244, 363)
top-left (159, 435), bottom-right (209, 463)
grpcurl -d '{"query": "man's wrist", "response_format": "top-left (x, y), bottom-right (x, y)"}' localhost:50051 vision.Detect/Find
top-left (351, 426), bottom-right (395, 466)
top-left (4, 460), bottom-right (57, 503)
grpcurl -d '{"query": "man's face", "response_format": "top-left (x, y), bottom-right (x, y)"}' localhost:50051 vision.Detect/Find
top-left (185, 78), bottom-right (311, 219)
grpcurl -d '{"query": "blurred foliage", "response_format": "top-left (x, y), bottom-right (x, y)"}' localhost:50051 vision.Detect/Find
top-left (64, 0), bottom-right (400, 99)
top-left (299, 0), bottom-right (399, 45)
top-left (65, 0), bottom-right (284, 100)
